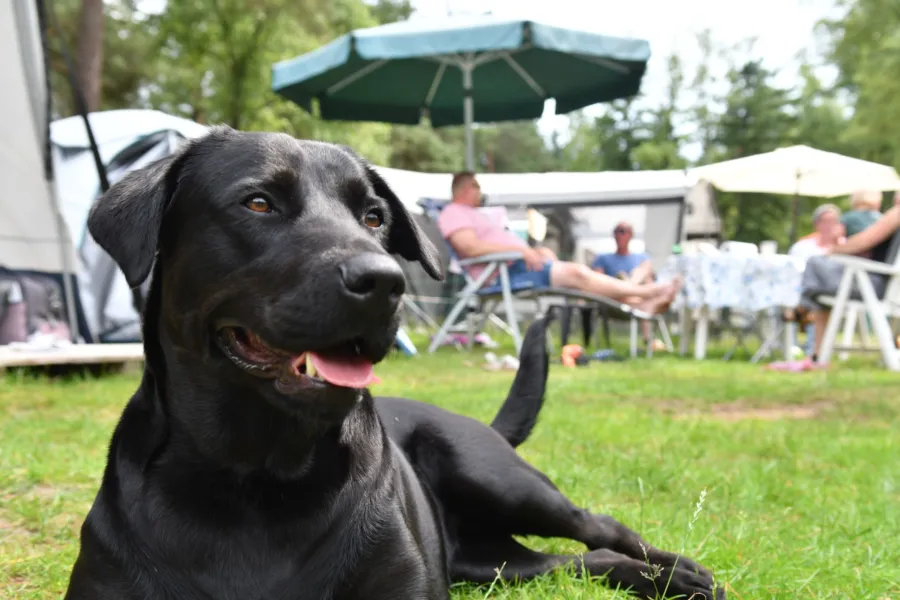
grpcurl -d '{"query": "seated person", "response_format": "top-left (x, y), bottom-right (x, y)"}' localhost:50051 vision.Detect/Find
top-left (789, 204), bottom-right (844, 259)
top-left (591, 222), bottom-right (660, 344)
top-left (788, 204), bottom-right (843, 352)
top-left (799, 191), bottom-right (900, 363)
top-left (591, 222), bottom-right (653, 282)
top-left (437, 172), bottom-right (678, 315)
top-left (841, 190), bottom-right (883, 257)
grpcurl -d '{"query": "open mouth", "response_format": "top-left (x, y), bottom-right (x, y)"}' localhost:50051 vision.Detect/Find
top-left (215, 326), bottom-right (381, 389)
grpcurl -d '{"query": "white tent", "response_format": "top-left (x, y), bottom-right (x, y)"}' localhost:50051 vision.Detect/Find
top-left (52, 110), bottom-right (209, 247)
top-left (50, 110), bottom-right (209, 342)
top-left (1, 0), bottom-right (81, 339)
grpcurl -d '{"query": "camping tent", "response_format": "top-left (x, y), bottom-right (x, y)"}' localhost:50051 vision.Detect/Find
top-left (1, 0), bottom-right (83, 340)
top-left (50, 110), bottom-right (209, 342)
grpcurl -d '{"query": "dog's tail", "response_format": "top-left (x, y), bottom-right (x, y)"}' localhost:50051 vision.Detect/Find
top-left (489, 311), bottom-right (554, 448)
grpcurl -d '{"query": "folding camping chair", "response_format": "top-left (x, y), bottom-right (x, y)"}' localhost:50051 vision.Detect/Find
top-left (420, 199), bottom-right (672, 357)
top-left (817, 231), bottom-right (900, 370)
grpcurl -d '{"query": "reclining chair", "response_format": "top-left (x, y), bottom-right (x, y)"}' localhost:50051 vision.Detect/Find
top-left (420, 199), bottom-right (673, 357)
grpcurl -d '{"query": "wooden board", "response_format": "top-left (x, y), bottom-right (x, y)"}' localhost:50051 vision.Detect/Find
top-left (0, 343), bottom-right (144, 368)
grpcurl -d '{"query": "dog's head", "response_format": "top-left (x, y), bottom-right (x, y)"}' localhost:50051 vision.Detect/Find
top-left (88, 127), bottom-right (442, 413)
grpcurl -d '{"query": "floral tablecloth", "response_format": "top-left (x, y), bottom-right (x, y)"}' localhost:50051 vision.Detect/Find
top-left (657, 254), bottom-right (808, 312)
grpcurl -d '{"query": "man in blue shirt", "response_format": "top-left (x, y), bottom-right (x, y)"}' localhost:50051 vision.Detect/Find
top-left (591, 222), bottom-right (653, 283)
top-left (591, 222), bottom-right (659, 347)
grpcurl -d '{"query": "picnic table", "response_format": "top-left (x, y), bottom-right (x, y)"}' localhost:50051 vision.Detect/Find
top-left (657, 253), bottom-right (807, 359)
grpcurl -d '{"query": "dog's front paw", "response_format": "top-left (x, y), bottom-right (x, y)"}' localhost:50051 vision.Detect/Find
top-left (646, 564), bottom-right (725, 600)
top-left (646, 548), bottom-right (715, 586)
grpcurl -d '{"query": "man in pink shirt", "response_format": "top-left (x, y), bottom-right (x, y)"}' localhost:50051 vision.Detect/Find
top-left (438, 172), bottom-right (678, 314)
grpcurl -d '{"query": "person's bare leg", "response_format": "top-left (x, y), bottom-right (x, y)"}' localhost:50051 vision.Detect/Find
top-left (628, 262), bottom-right (654, 285)
top-left (550, 262), bottom-right (674, 301)
top-left (627, 265), bottom-right (661, 331)
top-left (634, 284), bottom-right (678, 316)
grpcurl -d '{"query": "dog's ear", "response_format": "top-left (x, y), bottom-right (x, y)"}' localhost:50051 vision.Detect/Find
top-left (86, 149), bottom-right (187, 289)
top-left (364, 165), bottom-right (444, 281)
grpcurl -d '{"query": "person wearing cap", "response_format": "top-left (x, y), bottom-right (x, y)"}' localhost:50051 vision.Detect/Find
top-left (789, 204), bottom-right (844, 259)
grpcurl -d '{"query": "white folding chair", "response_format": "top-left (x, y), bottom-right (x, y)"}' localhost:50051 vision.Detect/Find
top-left (817, 233), bottom-right (900, 370)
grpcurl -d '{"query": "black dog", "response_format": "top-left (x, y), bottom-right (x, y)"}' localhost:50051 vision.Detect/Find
top-left (65, 127), bottom-right (723, 600)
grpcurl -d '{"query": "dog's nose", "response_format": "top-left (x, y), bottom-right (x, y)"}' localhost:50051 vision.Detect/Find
top-left (338, 253), bottom-right (405, 310)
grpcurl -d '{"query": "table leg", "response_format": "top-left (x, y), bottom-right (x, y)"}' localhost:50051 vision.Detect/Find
top-left (694, 308), bottom-right (709, 360)
top-left (679, 305), bottom-right (692, 356)
top-left (783, 320), bottom-right (796, 359)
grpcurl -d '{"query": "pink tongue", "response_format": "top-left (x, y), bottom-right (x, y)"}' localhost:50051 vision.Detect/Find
top-left (308, 352), bottom-right (381, 388)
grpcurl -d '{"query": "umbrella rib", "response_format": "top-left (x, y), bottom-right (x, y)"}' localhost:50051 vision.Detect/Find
top-left (500, 52), bottom-right (545, 98)
top-left (423, 46), bottom-right (533, 69)
top-left (424, 62), bottom-right (447, 108)
top-left (571, 53), bottom-right (630, 74)
top-left (326, 59), bottom-right (389, 95)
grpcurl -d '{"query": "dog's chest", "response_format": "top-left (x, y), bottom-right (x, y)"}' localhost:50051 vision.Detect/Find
top-left (146, 524), bottom-right (443, 600)
top-left (139, 494), bottom-right (445, 600)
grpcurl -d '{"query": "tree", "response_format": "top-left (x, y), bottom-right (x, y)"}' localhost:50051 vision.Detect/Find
top-left (558, 53), bottom-right (688, 172)
top-left (45, 0), bottom-right (157, 118)
top-left (631, 54), bottom-right (688, 171)
top-left (687, 29), bottom-right (721, 164)
top-left (824, 0), bottom-right (900, 169)
top-left (143, 0), bottom-right (395, 163)
top-left (387, 123), bottom-right (464, 172)
top-left (368, 0), bottom-right (413, 24)
top-left (75, 0), bottom-right (104, 111)
top-left (560, 100), bottom-right (646, 171)
top-left (478, 121), bottom-right (559, 173)
top-left (705, 60), bottom-right (797, 245)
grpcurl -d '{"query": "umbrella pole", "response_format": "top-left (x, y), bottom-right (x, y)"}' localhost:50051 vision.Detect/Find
top-left (789, 169), bottom-right (800, 246)
top-left (462, 63), bottom-right (475, 171)
top-left (790, 193), bottom-right (799, 245)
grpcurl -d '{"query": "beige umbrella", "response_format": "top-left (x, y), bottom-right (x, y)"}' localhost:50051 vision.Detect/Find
top-left (689, 145), bottom-right (900, 243)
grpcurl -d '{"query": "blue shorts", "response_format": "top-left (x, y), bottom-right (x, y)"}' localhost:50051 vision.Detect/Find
top-left (507, 259), bottom-right (553, 290)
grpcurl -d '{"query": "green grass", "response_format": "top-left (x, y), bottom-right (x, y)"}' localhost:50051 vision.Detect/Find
top-left (2, 333), bottom-right (899, 599)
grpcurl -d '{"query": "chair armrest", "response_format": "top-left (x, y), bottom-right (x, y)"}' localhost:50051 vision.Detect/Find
top-left (457, 251), bottom-right (525, 267)
top-left (829, 254), bottom-right (900, 276)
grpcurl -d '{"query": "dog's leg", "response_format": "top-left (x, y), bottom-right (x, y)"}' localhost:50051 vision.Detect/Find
top-left (443, 456), bottom-right (714, 585)
top-left (451, 534), bottom-right (722, 600)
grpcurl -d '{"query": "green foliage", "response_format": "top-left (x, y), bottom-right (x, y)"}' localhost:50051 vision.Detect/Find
top-left (368, 0), bottom-right (413, 24)
top-left (387, 124), bottom-right (465, 172)
top-left (824, 0), bottom-right (900, 169)
top-left (706, 61), bottom-right (798, 246)
top-left (50, 0), bottom-right (900, 244)
top-left (45, 0), bottom-right (157, 117)
top-left (561, 54), bottom-right (688, 173)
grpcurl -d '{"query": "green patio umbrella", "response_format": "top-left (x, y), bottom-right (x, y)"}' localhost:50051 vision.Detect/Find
top-left (271, 15), bottom-right (651, 170)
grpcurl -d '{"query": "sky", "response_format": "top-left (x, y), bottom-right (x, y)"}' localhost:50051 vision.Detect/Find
top-left (409, 0), bottom-right (847, 158)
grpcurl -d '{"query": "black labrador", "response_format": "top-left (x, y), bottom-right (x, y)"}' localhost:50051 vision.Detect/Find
top-left (65, 127), bottom-right (724, 600)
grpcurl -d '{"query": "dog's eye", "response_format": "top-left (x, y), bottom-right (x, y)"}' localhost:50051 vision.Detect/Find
top-left (244, 197), bottom-right (272, 213)
top-left (364, 209), bottom-right (383, 229)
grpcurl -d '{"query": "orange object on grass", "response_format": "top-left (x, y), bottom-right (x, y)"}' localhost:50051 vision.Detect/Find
top-left (561, 344), bottom-right (583, 367)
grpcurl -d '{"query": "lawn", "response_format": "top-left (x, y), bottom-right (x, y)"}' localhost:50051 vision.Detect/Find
top-left (2, 335), bottom-right (899, 599)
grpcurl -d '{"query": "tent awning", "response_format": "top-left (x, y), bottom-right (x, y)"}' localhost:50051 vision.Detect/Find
top-left (376, 167), bottom-right (694, 210)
